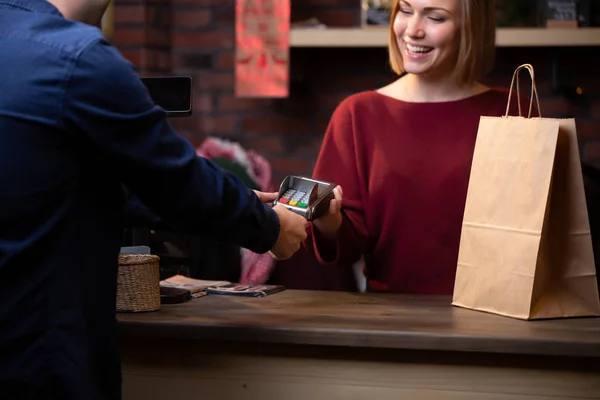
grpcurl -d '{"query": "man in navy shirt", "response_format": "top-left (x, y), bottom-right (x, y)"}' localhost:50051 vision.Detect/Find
top-left (0, 0), bottom-right (309, 398)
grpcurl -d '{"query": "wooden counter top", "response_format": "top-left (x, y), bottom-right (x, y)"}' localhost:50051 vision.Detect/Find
top-left (117, 290), bottom-right (600, 358)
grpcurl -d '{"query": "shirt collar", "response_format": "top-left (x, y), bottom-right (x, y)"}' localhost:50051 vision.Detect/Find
top-left (0, 0), bottom-right (62, 16)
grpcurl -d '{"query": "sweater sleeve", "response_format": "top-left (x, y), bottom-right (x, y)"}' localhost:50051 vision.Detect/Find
top-left (63, 39), bottom-right (280, 254)
top-left (304, 98), bottom-right (369, 266)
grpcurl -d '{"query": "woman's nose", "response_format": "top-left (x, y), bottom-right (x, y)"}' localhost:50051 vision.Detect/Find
top-left (404, 16), bottom-right (425, 38)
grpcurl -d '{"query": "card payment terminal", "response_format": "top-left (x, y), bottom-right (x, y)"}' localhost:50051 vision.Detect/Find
top-left (273, 176), bottom-right (336, 221)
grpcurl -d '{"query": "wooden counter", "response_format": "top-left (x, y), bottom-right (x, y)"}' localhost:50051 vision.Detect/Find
top-left (118, 290), bottom-right (600, 400)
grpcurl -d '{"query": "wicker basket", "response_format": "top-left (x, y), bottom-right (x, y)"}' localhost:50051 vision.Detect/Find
top-left (116, 254), bottom-right (161, 313)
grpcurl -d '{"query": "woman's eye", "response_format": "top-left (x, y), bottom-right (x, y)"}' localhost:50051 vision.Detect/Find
top-left (429, 16), bottom-right (446, 22)
top-left (399, 9), bottom-right (413, 15)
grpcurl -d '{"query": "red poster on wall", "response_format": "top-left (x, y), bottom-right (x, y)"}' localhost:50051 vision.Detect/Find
top-left (235, 0), bottom-right (290, 98)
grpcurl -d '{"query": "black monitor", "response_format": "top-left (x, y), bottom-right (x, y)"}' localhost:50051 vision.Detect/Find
top-left (141, 76), bottom-right (192, 117)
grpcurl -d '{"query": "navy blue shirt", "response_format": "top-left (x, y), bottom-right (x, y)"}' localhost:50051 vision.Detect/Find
top-left (0, 0), bottom-right (280, 398)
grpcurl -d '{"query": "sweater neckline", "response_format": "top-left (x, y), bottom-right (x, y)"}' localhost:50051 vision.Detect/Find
top-left (371, 88), bottom-right (497, 105)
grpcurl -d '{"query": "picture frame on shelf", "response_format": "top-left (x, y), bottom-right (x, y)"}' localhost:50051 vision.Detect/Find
top-left (361, 0), bottom-right (393, 27)
top-left (545, 0), bottom-right (578, 27)
top-left (542, 0), bottom-right (593, 28)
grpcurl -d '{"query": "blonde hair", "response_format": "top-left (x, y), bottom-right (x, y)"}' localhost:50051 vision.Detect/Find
top-left (388, 0), bottom-right (496, 85)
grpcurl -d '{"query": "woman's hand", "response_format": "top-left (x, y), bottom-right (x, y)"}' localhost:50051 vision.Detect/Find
top-left (312, 185), bottom-right (343, 239)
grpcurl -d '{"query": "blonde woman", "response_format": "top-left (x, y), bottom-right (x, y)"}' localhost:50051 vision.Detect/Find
top-left (307, 0), bottom-right (522, 294)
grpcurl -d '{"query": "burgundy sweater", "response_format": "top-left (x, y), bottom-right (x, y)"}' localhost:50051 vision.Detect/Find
top-left (304, 89), bottom-right (518, 295)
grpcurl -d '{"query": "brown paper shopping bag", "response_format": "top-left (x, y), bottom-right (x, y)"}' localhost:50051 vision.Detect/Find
top-left (452, 64), bottom-right (600, 320)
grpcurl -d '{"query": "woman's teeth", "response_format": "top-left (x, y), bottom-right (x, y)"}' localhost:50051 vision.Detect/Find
top-left (407, 44), bottom-right (433, 53)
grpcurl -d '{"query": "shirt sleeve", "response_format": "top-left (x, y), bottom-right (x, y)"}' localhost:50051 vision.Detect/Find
top-left (63, 39), bottom-right (279, 254)
top-left (304, 98), bottom-right (369, 266)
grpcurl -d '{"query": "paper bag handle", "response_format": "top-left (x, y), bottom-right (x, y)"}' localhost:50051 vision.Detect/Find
top-left (505, 63), bottom-right (542, 118)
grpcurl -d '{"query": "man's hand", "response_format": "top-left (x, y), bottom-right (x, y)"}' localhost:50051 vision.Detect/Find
top-left (254, 190), bottom-right (278, 205)
top-left (270, 204), bottom-right (309, 260)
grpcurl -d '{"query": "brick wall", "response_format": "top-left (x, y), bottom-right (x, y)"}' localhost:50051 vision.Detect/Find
top-left (111, 0), bottom-right (600, 186)
top-left (112, 0), bottom-right (172, 76)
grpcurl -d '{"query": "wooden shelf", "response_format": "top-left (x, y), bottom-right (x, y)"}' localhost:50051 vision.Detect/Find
top-left (290, 27), bottom-right (600, 48)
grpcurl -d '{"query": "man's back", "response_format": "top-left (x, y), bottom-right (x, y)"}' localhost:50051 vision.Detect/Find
top-left (0, 1), bottom-right (126, 398)
top-left (0, 1), bottom-right (285, 398)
